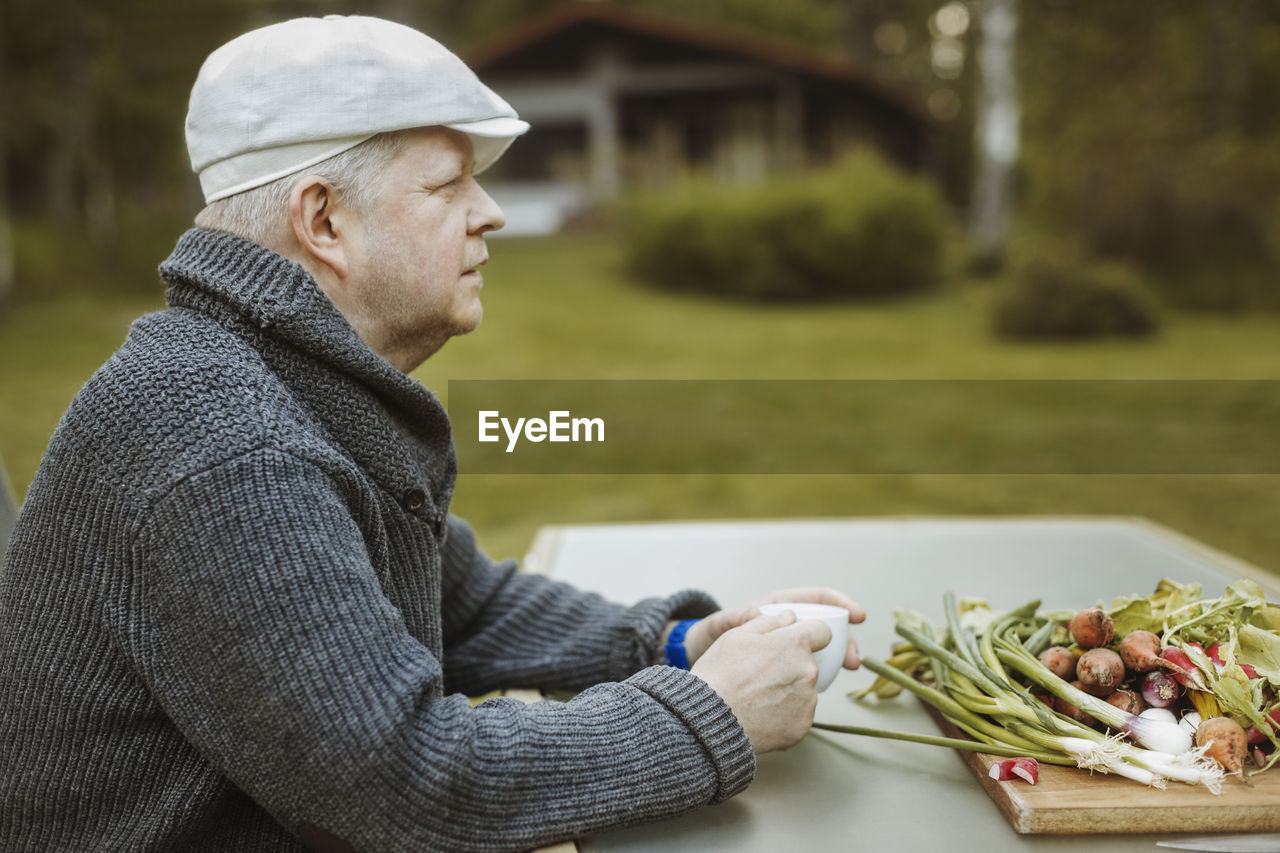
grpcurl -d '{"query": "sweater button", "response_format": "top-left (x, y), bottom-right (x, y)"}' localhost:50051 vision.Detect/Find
top-left (403, 488), bottom-right (426, 512)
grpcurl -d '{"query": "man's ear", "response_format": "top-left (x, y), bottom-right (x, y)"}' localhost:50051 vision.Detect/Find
top-left (288, 175), bottom-right (351, 279)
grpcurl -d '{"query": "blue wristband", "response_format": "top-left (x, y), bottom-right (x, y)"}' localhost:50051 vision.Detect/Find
top-left (663, 619), bottom-right (700, 670)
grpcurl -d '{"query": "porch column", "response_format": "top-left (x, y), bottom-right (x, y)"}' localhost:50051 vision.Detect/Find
top-left (585, 44), bottom-right (624, 199)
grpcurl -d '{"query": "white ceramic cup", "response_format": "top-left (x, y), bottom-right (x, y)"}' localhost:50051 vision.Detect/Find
top-left (758, 602), bottom-right (849, 692)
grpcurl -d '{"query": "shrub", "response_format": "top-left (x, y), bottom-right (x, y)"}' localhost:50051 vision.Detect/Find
top-left (622, 150), bottom-right (948, 301)
top-left (993, 255), bottom-right (1162, 341)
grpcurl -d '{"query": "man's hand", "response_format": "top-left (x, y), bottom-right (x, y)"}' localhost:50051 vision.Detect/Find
top-left (666, 587), bottom-right (866, 670)
top-left (690, 610), bottom-right (831, 753)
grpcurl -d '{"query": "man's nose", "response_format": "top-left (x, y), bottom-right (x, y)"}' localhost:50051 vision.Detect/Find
top-left (470, 182), bottom-right (506, 234)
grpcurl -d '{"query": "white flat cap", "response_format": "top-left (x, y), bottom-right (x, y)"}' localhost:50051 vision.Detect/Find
top-left (187, 15), bottom-right (529, 202)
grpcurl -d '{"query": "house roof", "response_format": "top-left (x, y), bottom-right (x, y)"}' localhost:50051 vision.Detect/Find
top-left (466, 1), bottom-right (930, 124)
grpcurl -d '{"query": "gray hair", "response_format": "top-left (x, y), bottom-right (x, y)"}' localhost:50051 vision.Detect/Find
top-left (194, 131), bottom-right (408, 246)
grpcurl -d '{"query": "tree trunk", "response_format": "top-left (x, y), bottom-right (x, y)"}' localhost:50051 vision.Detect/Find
top-left (48, 31), bottom-right (92, 226)
top-left (843, 0), bottom-right (891, 69)
top-left (969, 0), bottom-right (1019, 258)
top-left (0, 26), bottom-right (13, 309)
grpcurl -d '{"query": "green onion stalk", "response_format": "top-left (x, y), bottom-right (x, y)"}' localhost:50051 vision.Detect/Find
top-left (816, 594), bottom-right (1228, 792)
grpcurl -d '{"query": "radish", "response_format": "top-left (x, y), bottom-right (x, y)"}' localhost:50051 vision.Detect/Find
top-left (1118, 630), bottom-right (1163, 673)
top-left (1160, 647), bottom-right (1209, 692)
top-left (1068, 607), bottom-right (1114, 649)
top-left (1244, 704), bottom-right (1280, 745)
top-left (1205, 642), bottom-right (1260, 679)
top-left (989, 757), bottom-right (1039, 784)
top-left (1077, 648), bottom-right (1125, 697)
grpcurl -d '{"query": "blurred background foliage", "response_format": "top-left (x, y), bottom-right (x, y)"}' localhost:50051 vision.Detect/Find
top-left (4, 0), bottom-right (1280, 311)
top-left (623, 150), bottom-right (948, 301)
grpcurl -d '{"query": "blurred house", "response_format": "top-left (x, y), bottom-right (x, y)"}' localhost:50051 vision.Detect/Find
top-left (467, 2), bottom-right (932, 236)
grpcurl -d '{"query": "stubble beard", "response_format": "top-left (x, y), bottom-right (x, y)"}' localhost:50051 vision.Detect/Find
top-left (363, 233), bottom-right (476, 368)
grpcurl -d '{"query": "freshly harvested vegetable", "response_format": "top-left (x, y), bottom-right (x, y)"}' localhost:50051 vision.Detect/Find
top-left (989, 757), bottom-right (1039, 784)
top-left (1039, 646), bottom-right (1076, 681)
top-left (1069, 607), bottom-right (1115, 649)
top-left (1140, 671), bottom-right (1181, 709)
top-left (1105, 687), bottom-right (1144, 716)
top-left (1077, 648), bottom-right (1125, 697)
top-left (826, 591), bottom-right (1227, 792)
top-left (1119, 630), bottom-right (1164, 673)
top-left (1206, 642), bottom-right (1260, 679)
top-left (1196, 716), bottom-right (1249, 775)
top-left (830, 579), bottom-right (1280, 791)
top-left (1245, 706), bottom-right (1280, 745)
top-left (1161, 646), bottom-right (1210, 692)
top-left (999, 639), bottom-right (1195, 756)
top-left (1054, 687), bottom-right (1097, 727)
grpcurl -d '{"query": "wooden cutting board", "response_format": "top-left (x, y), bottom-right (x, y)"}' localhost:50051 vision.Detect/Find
top-left (929, 710), bottom-right (1280, 835)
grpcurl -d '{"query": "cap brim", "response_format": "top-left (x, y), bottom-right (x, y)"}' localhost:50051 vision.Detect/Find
top-left (445, 116), bottom-right (530, 138)
top-left (446, 116), bottom-right (530, 174)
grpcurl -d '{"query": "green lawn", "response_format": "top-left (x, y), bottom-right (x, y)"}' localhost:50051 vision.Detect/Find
top-left (2, 233), bottom-right (1279, 577)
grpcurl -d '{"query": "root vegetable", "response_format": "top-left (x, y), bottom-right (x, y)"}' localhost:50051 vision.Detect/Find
top-left (1119, 630), bottom-right (1163, 673)
top-left (988, 757), bottom-right (1040, 784)
top-left (1068, 607), bottom-right (1114, 649)
top-left (1205, 642), bottom-right (1261, 679)
top-left (1161, 647), bottom-right (1210, 692)
top-left (1105, 687), bottom-right (1144, 716)
top-left (1140, 670), bottom-right (1181, 708)
top-left (1039, 646), bottom-right (1077, 681)
top-left (1138, 707), bottom-right (1178, 725)
top-left (1244, 705), bottom-right (1280, 745)
top-left (1077, 648), bottom-right (1125, 697)
top-left (1195, 716), bottom-right (1249, 775)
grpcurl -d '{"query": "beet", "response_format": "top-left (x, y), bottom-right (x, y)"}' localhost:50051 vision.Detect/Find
top-left (1068, 607), bottom-right (1115, 649)
top-left (1039, 646), bottom-right (1077, 681)
top-left (1196, 716), bottom-right (1248, 775)
top-left (1077, 648), bottom-right (1125, 697)
top-left (1104, 687), bottom-right (1144, 716)
top-left (1119, 630), bottom-right (1162, 673)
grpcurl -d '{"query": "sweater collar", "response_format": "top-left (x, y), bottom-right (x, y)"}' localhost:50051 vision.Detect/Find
top-left (158, 228), bottom-right (456, 530)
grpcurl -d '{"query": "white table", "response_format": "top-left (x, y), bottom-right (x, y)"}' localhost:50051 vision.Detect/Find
top-left (523, 517), bottom-right (1279, 852)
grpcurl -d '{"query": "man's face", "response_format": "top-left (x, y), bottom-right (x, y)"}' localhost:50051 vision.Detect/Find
top-left (347, 126), bottom-right (505, 370)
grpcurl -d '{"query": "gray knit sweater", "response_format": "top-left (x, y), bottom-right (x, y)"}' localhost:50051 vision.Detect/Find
top-left (0, 229), bottom-right (755, 852)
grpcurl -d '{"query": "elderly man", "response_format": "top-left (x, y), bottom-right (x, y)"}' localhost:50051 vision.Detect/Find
top-left (0, 16), bottom-right (865, 852)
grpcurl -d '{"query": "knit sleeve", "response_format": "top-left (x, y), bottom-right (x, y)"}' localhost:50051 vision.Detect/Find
top-left (128, 447), bottom-right (753, 852)
top-left (439, 515), bottom-right (718, 695)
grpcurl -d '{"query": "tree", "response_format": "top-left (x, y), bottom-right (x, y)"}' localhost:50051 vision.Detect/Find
top-left (968, 0), bottom-right (1017, 258)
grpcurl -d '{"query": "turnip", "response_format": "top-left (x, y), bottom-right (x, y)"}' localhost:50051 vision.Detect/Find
top-left (1118, 630), bottom-right (1163, 673)
top-left (1038, 645), bottom-right (1076, 681)
top-left (1195, 716), bottom-right (1248, 775)
top-left (1077, 648), bottom-right (1125, 697)
top-left (1068, 607), bottom-right (1114, 649)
